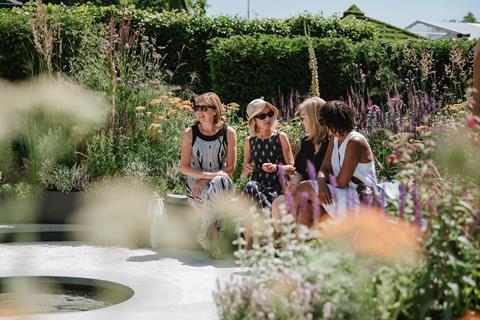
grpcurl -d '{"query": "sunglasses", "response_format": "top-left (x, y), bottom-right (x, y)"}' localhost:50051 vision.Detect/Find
top-left (255, 110), bottom-right (275, 120)
top-left (193, 104), bottom-right (215, 112)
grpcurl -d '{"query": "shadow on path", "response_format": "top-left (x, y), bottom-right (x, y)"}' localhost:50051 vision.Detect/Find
top-left (126, 248), bottom-right (237, 268)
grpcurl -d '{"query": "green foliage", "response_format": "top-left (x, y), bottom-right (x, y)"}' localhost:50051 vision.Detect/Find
top-left (405, 196), bottom-right (480, 319)
top-left (0, 4), bottom-right (374, 90)
top-left (209, 35), bottom-right (475, 107)
top-left (208, 35), bottom-right (354, 107)
top-left (84, 129), bottom-right (117, 179)
top-left (0, 3), bottom-right (100, 79)
top-left (462, 12), bottom-right (478, 23)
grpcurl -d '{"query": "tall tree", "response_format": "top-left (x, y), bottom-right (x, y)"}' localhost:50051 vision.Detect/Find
top-left (462, 12), bottom-right (478, 23)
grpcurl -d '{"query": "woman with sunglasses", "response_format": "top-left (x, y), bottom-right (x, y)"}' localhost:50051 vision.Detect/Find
top-left (180, 92), bottom-right (237, 258)
top-left (241, 98), bottom-right (294, 210)
top-left (271, 96), bottom-right (329, 227)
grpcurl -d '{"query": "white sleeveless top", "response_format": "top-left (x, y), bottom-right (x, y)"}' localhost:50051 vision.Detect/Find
top-left (331, 130), bottom-right (377, 189)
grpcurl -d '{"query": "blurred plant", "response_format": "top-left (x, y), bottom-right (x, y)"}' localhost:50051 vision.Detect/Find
top-left (121, 159), bottom-right (151, 188)
top-left (216, 207), bottom-right (421, 320)
top-left (38, 160), bottom-right (89, 192)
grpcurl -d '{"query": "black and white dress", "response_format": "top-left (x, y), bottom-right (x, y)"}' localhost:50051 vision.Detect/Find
top-left (242, 133), bottom-right (285, 209)
top-left (186, 124), bottom-right (234, 249)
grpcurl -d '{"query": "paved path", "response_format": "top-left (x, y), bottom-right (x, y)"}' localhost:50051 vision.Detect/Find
top-left (0, 243), bottom-right (239, 319)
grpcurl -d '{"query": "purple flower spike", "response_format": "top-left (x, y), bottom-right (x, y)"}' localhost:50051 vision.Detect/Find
top-left (412, 183), bottom-right (423, 227)
top-left (277, 164), bottom-right (287, 193)
top-left (306, 160), bottom-right (316, 181)
top-left (399, 184), bottom-right (407, 218)
top-left (300, 192), bottom-right (309, 212)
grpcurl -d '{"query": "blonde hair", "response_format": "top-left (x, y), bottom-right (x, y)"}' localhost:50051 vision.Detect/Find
top-left (194, 92), bottom-right (225, 125)
top-left (249, 102), bottom-right (279, 135)
top-left (298, 97), bottom-right (327, 145)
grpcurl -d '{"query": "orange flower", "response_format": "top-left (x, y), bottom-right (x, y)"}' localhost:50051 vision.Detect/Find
top-left (460, 311), bottom-right (480, 320)
top-left (169, 97), bottom-right (181, 104)
top-left (149, 98), bottom-right (163, 106)
top-left (155, 115), bottom-right (165, 122)
top-left (135, 106), bottom-right (146, 111)
top-left (168, 109), bottom-right (177, 116)
top-left (317, 206), bottom-right (422, 264)
top-left (182, 100), bottom-right (192, 106)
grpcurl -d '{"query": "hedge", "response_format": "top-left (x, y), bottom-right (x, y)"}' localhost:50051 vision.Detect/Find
top-left (207, 35), bottom-right (354, 105)
top-left (207, 35), bottom-right (476, 106)
top-left (0, 4), bottom-right (375, 86)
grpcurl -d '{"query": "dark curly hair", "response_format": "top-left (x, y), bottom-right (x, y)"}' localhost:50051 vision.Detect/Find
top-left (319, 100), bottom-right (355, 134)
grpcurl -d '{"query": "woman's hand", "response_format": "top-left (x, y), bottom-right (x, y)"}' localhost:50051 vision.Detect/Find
top-left (318, 181), bottom-right (332, 205)
top-left (205, 170), bottom-right (230, 180)
top-left (262, 162), bottom-right (277, 173)
top-left (192, 179), bottom-right (209, 197)
top-left (282, 164), bottom-right (296, 176)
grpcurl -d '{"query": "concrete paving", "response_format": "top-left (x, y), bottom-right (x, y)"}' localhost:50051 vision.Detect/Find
top-left (0, 242), bottom-right (240, 319)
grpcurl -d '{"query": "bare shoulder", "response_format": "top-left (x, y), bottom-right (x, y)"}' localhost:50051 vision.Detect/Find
top-left (347, 136), bottom-right (369, 151)
top-left (182, 127), bottom-right (193, 140)
top-left (278, 131), bottom-right (290, 143)
top-left (226, 126), bottom-right (236, 136)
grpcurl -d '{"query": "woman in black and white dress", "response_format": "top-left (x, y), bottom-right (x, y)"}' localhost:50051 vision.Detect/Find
top-left (180, 92), bottom-right (237, 258)
top-left (241, 98), bottom-right (294, 210)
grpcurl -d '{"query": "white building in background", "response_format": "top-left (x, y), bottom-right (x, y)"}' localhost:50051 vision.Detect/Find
top-left (405, 20), bottom-right (480, 40)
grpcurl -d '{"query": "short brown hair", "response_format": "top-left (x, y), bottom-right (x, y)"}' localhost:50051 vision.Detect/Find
top-left (320, 100), bottom-right (355, 134)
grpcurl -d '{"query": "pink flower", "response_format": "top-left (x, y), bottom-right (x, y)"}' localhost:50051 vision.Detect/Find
top-left (387, 154), bottom-right (397, 166)
top-left (135, 106), bottom-right (146, 111)
top-left (466, 116), bottom-right (480, 129)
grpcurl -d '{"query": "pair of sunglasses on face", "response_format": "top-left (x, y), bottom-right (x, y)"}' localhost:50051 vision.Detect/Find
top-left (193, 104), bottom-right (215, 112)
top-left (255, 110), bottom-right (275, 120)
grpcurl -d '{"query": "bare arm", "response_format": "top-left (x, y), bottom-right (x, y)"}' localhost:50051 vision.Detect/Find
top-left (278, 132), bottom-right (294, 166)
top-left (241, 136), bottom-right (252, 178)
top-left (335, 137), bottom-right (369, 188)
top-left (223, 126), bottom-right (237, 175)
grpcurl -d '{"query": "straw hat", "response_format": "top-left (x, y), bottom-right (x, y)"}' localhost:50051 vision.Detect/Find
top-left (246, 98), bottom-right (279, 135)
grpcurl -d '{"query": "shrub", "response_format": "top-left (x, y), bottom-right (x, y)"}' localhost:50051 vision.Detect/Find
top-left (0, 4), bottom-right (374, 88)
top-left (209, 35), bottom-right (475, 108)
top-left (208, 35), bottom-right (354, 108)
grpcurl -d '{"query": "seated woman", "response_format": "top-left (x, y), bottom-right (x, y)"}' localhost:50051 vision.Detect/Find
top-left (180, 92), bottom-right (237, 258)
top-left (241, 98), bottom-right (294, 210)
top-left (292, 100), bottom-right (377, 223)
top-left (271, 96), bottom-right (329, 227)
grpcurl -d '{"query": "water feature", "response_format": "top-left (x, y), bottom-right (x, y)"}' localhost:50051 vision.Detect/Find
top-left (0, 276), bottom-right (133, 315)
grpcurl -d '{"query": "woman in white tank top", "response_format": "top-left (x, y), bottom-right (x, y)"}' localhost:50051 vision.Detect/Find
top-left (317, 100), bottom-right (377, 218)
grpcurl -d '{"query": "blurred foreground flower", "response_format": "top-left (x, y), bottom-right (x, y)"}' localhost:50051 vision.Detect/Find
top-left (70, 178), bottom-right (153, 246)
top-left (0, 76), bottom-right (107, 141)
top-left (317, 207), bottom-right (422, 264)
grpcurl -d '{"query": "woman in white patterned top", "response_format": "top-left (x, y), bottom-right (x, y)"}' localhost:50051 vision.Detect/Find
top-left (180, 92), bottom-right (237, 258)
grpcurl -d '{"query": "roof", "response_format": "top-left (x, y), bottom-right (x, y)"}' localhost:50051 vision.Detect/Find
top-left (342, 5), bottom-right (421, 40)
top-left (405, 20), bottom-right (480, 40)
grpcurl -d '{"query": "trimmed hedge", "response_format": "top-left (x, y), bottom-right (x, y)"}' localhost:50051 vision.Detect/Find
top-left (208, 35), bottom-right (354, 105)
top-left (0, 4), bottom-right (375, 87)
top-left (208, 35), bottom-right (475, 106)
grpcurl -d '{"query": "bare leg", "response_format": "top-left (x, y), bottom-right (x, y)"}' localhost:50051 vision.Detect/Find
top-left (271, 195), bottom-right (286, 232)
top-left (293, 181), bottom-right (321, 228)
top-left (209, 223), bottom-right (222, 259)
